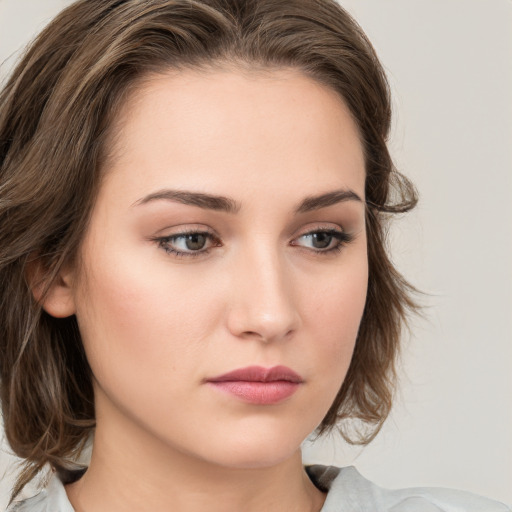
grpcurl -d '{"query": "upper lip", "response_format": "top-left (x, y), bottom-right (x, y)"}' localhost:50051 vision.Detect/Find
top-left (207, 365), bottom-right (303, 383)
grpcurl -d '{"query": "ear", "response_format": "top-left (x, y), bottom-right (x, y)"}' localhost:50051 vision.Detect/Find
top-left (26, 257), bottom-right (77, 318)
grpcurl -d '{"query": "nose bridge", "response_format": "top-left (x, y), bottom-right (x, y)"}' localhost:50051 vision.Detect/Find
top-left (226, 235), bottom-right (300, 342)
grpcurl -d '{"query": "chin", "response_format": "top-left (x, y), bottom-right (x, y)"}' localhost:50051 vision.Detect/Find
top-left (205, 447), bottom-right (299, 471)
top-left (188, 426), bottom-right (308, 471)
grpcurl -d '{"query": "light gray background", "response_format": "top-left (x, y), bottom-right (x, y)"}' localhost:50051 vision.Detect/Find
top-left (1, 0), bottom-right (511, 508)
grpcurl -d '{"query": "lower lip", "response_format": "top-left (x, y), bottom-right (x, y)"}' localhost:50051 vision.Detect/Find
top-left (208, 381), bottom-right (300, 405)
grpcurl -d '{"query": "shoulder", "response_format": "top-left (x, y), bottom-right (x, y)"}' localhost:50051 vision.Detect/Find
top-left (306, 465), bottom-right (511, 512)
top-left (6, 472), bottom-right (75, 512)
top-left (8, 465), bottom-right (511, 512)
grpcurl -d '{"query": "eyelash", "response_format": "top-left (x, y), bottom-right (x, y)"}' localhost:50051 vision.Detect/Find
top-left (153, 229), bottom-right (221, 259)
top-left (153, 228), bottom-right (354, 259)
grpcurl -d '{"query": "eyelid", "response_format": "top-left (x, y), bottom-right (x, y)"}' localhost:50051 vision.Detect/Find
top-left (151, 223), bottom-right (217, 237)
top-left (150, 222), bottom-right (354, 259)
top-left (291, 228), bottom-right (350, 241)
top-left (149, 226), bottom-right (221, 258)
top-left (291, 222), bottom-right (346, 239)
top-left (290, 224), bottom-right (355, 253)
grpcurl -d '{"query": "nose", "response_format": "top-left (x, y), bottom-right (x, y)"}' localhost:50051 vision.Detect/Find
top-left (225, 243), bottom-right (301, 343)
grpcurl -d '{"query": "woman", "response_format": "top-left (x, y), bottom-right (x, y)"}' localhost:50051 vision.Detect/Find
top-left (0, 1), bottom-right (509, 511)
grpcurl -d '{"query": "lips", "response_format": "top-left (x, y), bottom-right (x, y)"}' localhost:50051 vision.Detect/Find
top-left (206, 365), bottom-right (303, 405)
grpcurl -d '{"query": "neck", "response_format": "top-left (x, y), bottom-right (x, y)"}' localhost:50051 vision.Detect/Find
top-left (66, 406), bottom-right (325, 512)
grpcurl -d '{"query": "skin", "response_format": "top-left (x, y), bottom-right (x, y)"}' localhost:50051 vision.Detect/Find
top-left (45, 67), bottom-right (368, 512)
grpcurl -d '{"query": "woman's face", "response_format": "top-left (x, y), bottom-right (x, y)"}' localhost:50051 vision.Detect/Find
top-left (69, 67), bottom-right (368, 469)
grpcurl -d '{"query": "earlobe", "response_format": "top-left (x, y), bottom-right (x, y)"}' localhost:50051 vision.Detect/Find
top-left (26, 258), bottom-right (77, 318)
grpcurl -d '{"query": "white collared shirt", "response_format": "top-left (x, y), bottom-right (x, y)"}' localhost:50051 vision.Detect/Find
top-left (7, 465), bottom-right (511, 512)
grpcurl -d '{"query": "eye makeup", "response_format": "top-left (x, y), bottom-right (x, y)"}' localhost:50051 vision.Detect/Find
top-left (150, 225), bottom-right (354, 259)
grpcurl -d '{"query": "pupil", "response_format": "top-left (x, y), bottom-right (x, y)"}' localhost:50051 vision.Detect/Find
top-left (312, 232), bottom-right (332, 249)
top-left (186, 234), bottom-right (206, 250)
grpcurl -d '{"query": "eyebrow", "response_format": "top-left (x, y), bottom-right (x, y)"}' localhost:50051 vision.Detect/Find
top-left (132, 189), bottom-right (241, 213)
top-left (295, 189), bottom-right (362, 213)
top-left (132, 188), bottom-right (362, 214)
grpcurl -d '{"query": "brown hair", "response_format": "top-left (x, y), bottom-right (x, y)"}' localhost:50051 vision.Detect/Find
top-left (0, 0), bottom-right (417, 498)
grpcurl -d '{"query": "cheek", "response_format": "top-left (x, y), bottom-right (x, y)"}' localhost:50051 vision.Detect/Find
top-left (303, 251), bottom-right (368, 377)
top-left (73, 248), bottom-right (221, 382)
top-left (308, 245), bottom-right (368, 332)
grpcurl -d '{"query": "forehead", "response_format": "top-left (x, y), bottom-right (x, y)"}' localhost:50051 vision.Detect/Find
top-left (102, 66), bottom-right (366, 201)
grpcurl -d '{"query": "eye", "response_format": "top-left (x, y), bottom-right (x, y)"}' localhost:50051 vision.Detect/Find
top-left (292, 228), bottom-right (353, 253)
top-left (174, 233), bottom-right (208, 251)
top-left (154, 230), bottom-right (220, 258)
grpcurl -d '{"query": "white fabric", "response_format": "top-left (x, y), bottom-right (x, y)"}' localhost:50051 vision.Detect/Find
top-left (7, 472), bottom-right (73, 512)
top-left (7, 465), bottom-right (511, 512)
top-left (307, 465), bottom-right (511, 512)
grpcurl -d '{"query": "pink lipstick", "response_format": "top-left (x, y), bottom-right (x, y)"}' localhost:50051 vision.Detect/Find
top-left (206, 366), bottom-right (303, 405)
